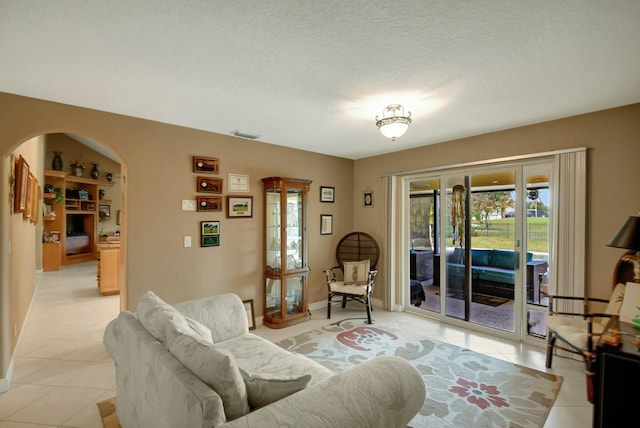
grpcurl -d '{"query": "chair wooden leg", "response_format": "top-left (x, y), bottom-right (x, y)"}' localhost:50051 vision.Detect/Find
top-left (546, 333), bottom-right (557, 368)
top-left (365, 296), bottom-right (372, 324)
top-left (341, 296), bottom-right (347, 308)
top-left (327, 294), bottom-right (332, 319)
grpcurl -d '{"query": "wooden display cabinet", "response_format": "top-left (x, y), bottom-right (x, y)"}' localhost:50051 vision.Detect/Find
top-left (262, 177), bottom-right (312, 328)
top-left (43, 170), bottom-right (115, 266)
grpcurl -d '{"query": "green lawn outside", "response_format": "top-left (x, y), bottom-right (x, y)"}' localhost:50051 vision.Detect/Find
top-left (464, 217), bottom-right (549, 254)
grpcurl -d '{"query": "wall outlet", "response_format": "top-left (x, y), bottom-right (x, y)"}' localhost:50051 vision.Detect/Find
top-left (184, 236), bottom-right (191, 247)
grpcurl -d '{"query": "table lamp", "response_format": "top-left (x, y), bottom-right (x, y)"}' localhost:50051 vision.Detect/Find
top-left (607, 215), bottom-right (640, 281)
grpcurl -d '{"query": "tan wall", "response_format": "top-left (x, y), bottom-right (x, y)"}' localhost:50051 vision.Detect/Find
top-left (1, 91), bottom-right (638, 379)
top-left (354, 103), bottom-right (640, 301)
top-left (9, 136), bottom-right (43, 351)
top-left (0, 92), bottom-right (354, 323)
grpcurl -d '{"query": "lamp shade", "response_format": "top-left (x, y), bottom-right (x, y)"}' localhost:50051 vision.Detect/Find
top-left (607, 215), bottom-right (640, 250)
top-left (376, 104), bottom-right (412, 141)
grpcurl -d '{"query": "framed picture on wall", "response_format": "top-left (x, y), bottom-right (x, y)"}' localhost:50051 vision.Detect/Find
top-left (197, 176), bottom-right (223, 193)
top-left (320, 214), bottom-right (333, 235)
top-left (14, 155), bottom-right (29, 213)
top-left (227, 196), bottom-right (253, 218)
top-left (200, 220), bottom-right (220, 247)
top-left (320, 186), bottom-right (335, 203)
top-left (243, 299), bottom-right (256, 330)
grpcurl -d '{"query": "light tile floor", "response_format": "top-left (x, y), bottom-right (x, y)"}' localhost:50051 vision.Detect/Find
top-left (0, 262), bottom-right (593, 427)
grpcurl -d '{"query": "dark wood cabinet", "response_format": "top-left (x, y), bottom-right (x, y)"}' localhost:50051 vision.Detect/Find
top-left (592, 316), bottom-right (640, 428)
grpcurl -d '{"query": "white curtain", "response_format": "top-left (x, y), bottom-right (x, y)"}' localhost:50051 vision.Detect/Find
top-left (554, 149), bottom-right (587, 312)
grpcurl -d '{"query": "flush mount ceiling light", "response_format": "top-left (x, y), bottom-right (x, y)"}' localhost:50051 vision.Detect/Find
top-left (375, 104), bottom-right (412, 141)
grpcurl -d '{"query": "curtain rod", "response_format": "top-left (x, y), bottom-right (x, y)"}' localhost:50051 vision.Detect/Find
top-left (380, 147), bottom-right (587, 178)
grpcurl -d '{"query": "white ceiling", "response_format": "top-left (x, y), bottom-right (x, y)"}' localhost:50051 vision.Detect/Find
top-left (2, 1), bottom-right (639, 160)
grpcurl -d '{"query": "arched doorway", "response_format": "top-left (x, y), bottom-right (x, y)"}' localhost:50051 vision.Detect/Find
top-left (0, 131), bottom-right (128, 391)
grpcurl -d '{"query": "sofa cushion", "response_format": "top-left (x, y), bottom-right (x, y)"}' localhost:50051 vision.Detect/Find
top-left (166, 323), bottom-right (250, 420)
top-left (214, 334), bottom-right (333, 386)
top-left (343, 260), bottom-right (370, 285)
top-left (239, 368), bottom-right (311, 409)
top-left (136, 290), bottom-right (212, 345)
top-left (471, 249), bottom-right (490, 266)
top-left (477, 267), bottom-right (515, 285)
top-left (489, 250), bottom-right (516, 270)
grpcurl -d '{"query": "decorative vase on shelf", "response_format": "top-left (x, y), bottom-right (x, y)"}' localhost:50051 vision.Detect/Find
top-left (91, 163), bottom-right (99, 179)
top-left (52, 151), bottom-right (63, 171)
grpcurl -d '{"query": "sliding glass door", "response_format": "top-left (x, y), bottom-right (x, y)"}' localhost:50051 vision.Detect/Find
top-left (406, 160), bottom-right (553, 341)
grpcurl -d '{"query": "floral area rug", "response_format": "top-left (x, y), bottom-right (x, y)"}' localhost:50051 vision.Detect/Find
top-left (277, 320), bottom-right (562, 428)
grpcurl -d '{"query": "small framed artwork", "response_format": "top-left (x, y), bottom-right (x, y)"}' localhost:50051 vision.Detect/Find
top-left (228, 173), bottom-right (249, 192)
top-left (201, 220), bottom-right (220, 247)
top-left (363, 191), bottom-right (374, 207)
top-left (243, 299), bottom-right (256, 330)
top-left (320, 186), bottom-right (335, 203)
top-left (197, 176), bottom-right (223, 193)
top-left (193, 156), bottom-right (220, 174)
top-left (23, 173), bottom-right (33, 220)
top-left (227, 196), bottom-right (253, 218)
top-left (29, 178), bottom-right (40, 224)
top-left (14, 155), bottom-right (29, 213)
top-left (320, 214), bottom-right (333, 235)
top-left (197, 196), bottom-right (223, 212)
top-left (99, 205), bottom-right (111, 217)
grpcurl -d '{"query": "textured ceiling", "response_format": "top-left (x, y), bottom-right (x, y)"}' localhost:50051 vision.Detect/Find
top-left (1, 1), bottom-right (639, 160)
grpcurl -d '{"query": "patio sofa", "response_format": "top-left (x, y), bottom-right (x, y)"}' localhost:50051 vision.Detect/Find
top-left (104, 291), bottom-right (425, 427)
top-left (447, 248), bottom-right (548, 300)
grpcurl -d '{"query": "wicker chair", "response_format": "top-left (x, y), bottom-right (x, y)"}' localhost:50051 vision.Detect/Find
top-left (325, 232), bottom-right (380, 324)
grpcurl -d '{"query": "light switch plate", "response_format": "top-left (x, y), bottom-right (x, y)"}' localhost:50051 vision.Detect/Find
top-left (184, 236), bottom-right (191, 247)
top-left (182, 200), bottom-right (196, 211)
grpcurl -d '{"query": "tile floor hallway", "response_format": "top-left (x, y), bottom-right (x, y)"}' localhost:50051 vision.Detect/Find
top-left (0, 262), bottom-right (593, 427)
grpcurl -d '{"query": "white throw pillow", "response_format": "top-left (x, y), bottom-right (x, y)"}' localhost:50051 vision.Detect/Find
top-left (343, 260), bottom-right (370, 285)
top-left (136, 290), bottom-right (212, 345)
top-left (166, 323), bottom-right (250, 420)
top-left (239, 368), bottom-right (311, 409)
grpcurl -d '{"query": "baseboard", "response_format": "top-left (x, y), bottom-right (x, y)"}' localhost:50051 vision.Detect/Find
top-left (0, 351), bottom-right (14, 393)
top-left (309, 297), bottom-right (383, 312)
top-left (1, 275), bottom-right (39, 392)
top-left (255, 298), bottom-right (385, 328)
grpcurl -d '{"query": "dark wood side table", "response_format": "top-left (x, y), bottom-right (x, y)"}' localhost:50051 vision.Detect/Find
top-left (592, 315), bottom-right (640, 428)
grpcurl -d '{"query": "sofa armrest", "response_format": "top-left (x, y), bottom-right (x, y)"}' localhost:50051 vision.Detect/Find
top-left (173, 293), bottom-right (248, 342)
top-left (221, 355), bottom-right (425, 428)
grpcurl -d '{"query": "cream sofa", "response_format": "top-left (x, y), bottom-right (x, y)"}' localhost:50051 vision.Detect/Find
top-left (103, 292), bottom-right (425, 427)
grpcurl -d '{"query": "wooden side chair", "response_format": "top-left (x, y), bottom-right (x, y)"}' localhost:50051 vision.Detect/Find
top-left (546, 250), bottom-right (637, 402)
top-left (325, 232), bottom-right (380, 324)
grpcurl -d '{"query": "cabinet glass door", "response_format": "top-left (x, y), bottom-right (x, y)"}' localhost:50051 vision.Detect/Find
top-left (265, 187), bottom-right (282, 271)
top-left (285, 189), bottom-right (304, 271)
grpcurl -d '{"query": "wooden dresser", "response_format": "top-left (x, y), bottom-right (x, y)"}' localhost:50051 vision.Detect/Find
top-left (97, 237), bottom-right (120, 295)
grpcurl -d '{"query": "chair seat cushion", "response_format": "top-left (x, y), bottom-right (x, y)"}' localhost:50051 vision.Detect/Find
top-left (329, 281), bottom-right (368, 296)
top-left (548, 315), bottom-right (605, 350)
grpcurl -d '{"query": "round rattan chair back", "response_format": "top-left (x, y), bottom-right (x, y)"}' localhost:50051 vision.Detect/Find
top-left (335, 232), bottom-right (380, 269)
